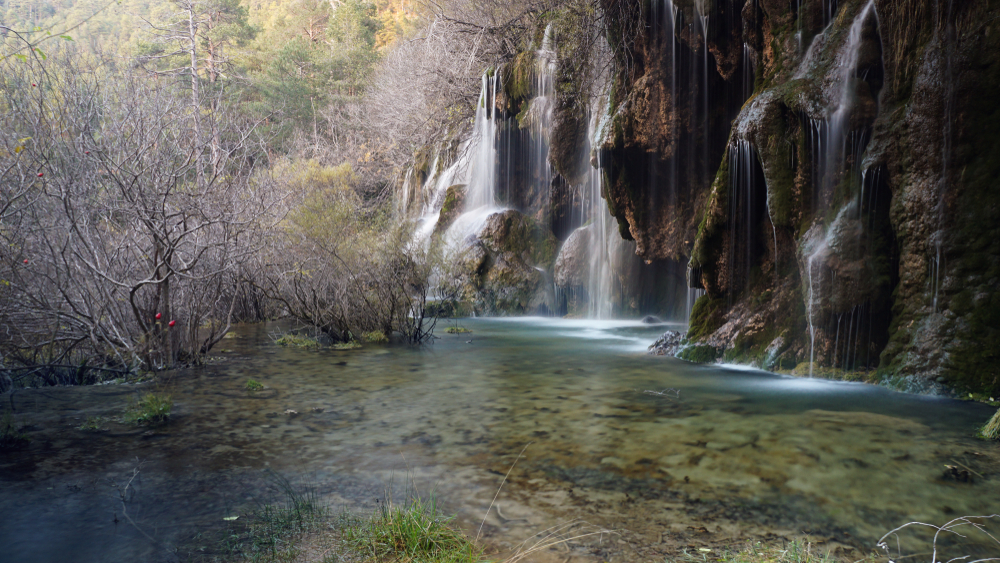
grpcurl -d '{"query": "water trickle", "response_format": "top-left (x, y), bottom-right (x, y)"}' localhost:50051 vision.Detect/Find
top-left (686, 287), bottom-right (706, 325)
top-left (807, 252), bottom-right (818, 377)
top-left (932, 0), bottom-right (956, 314)
top-left (799, 0), bottom-right (882, 374)
top-left (742, 42), bottom-right (755, 100)
top-left (726, 139), bottom-right (767, 303)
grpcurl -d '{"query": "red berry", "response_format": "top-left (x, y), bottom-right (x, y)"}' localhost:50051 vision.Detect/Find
top-left (23, 259), bottom-right (28, 264)
top-left (31, 83), bottom-right (36, 87)
top-left (37, 172), bottom-right (43, 177)
top-left (84, 151), bottom-right (90, 155)
top-left (168, 320), bottom-right (176, 327)
top-left (155, 313), bottom-right (162, 320)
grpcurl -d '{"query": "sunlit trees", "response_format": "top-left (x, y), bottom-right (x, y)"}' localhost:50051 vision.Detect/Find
top-left (261, 160), bottom-right (436, 343)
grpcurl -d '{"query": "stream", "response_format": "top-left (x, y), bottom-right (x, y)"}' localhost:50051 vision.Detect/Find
top-left (1, 318), bottom-right (997, 562)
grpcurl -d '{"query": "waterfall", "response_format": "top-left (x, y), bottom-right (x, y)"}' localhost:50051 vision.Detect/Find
top-left (464, 73), bottom-right (500, 210)
top-left (803, 0), bottom-right (879, 375)
top-left (410, 151), bottom-right (469, 249)
top-left (583, 97), bottom-right (617, 319)
top-left (528, 24), bottom-right (556, 217)
top-left (440, 73), bottom-right (505, 254)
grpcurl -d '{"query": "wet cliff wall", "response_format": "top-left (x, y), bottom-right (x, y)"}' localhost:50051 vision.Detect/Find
top-left (601, 0), bottom-right (1000, 396)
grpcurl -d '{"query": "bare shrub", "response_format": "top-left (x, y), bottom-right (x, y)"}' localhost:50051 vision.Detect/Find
top-left (0, 47), bottom-right (276, 384)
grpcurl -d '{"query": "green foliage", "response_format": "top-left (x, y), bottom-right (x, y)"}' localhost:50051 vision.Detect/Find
top-left (444, 326), bottom-right (472, 334)
top-left (362, 330), bottom-right (388, 343)
top-left (333, 341), bottom-right (362, 350)
top-left (245, 379), bottom-right (265, 392)
top-left (0, 407), bottom-right (29, 448)
top-left (122, 393), bottom-right (173, 426)
top-left (344, 498), bottom-right (485, 563)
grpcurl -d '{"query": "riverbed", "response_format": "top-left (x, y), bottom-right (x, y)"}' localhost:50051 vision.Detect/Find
top-left (1, 318), bottom-right (997, 562)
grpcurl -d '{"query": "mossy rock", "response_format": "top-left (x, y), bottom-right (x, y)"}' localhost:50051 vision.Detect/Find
top-left (687, 295), bottom-right (726, 341)
top-left (678, 345), bottom-right (719, 364)
top-left (435, 184), bottom-right (467, 235)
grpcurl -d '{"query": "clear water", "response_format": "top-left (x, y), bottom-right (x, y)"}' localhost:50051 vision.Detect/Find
top-left (1, 318), bottom-right (997, 562)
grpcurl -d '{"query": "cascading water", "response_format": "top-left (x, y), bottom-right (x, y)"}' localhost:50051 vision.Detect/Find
top-left (931, 0), bottom-right (956, 313)
top-left (464, 73), bottom-right (501, 211)
top-left (582, 100), bottom-right (618, 319)
top-left (803, 0), bottom-right (880, 376)
top-left (725, 139), bottom-right (767, 305)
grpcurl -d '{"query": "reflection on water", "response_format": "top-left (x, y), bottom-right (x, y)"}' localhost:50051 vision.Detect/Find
top-left (0, 318), bottom-right (997, 562)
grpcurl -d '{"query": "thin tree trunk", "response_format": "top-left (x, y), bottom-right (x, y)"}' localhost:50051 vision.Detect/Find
top-left (161, 274), bottom-right (173, 367)
top-left (188, 3), bottom-right (204, 189)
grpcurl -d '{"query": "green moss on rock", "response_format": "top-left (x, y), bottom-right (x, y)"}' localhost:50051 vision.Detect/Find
top-left (678, 345), bottom-right (719, 363)
top-left (687, 295), bottom-right (726, 340)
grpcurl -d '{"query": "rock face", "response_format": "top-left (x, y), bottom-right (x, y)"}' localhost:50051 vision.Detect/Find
top-left (603, 0), bottom-right (1000, 395)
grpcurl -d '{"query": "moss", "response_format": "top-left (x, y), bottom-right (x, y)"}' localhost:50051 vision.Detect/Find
top-left (678, 345), bottom-right (719, 363)
top-left (502, 51), bottom-right (536, 105)
top-left (687, 295), bottom-right (725, 340)
top-left (333, 341), bottom-right (362, 350)
top-left (245, 379), bottom-right (265, 392)
top-left (689, 153), bottom-right (731, 291)
top-left (444, 326), bottom-right (472, 334)
top-left (527, 217), bottom-right (559, 268)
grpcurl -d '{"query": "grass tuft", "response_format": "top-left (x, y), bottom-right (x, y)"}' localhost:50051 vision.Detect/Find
top-left (979, 407), bottom-right (1000, 440)
top-left (274, 333), bottom-right (320, 349)
top-left (77, 415), bottom-right (107, 431)
top-left (445, 327), bottom-right (472, 334)
top-left (713, 540), bottom-right (838, 563)
top-left (362, 331), bottom-right (389, 343)
top-left (122, 392), bottom-right (173, 426)
top-left (333, 341), bottom-right (362, 350)
top-left (227, 473), bottom-right (331, 563)
top-left (0, 407), bottom-right (29, 448)
top-left (245, 379), bottom-right (265, 392)
top-left (344, 497), bottom-right (485, 563)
